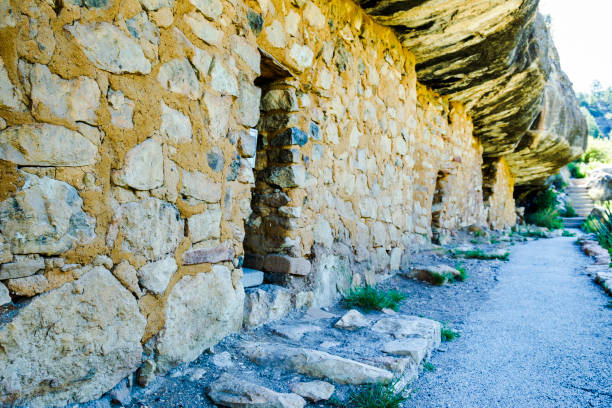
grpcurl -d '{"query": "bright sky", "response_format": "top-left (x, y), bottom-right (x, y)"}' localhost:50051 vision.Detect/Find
top-left (539, 0), bottom-right (612, 94)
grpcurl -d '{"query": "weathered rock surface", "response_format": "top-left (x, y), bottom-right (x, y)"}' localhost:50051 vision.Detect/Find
top-left (359, 0), bottom-right (586, 189)
top-left (240, 342), bottom-right (394, 385)
top-left (382, 338), bottom-right (430, 365)
top-left (113, 138), bottom-right (163, 190)
top-left (119, 198), bottom-right (184, 260)
top-left (0, 124), bottom-right (98, 166)
top-left (289, 381), bottom-right (335, 402)
top-left (0, 254), bottom-right (45, 280)
top-left (137, 256), bottom-right (177, 294)
top-left (0, 282), bottom-right (10, 305)
top-left (403, 264), bottom-right (462, 285)
top-left (155, 265), bottom-right (244, 372)
top-left (208, 373), bottom-right (306, 408)
top-left (0, 174), bottom-right (96, 255)
top-left (270, 323), bottom-right (322, 341)
top-left (29, 63), bottom-right (100, 124)
top-left (243, 284), bottom-right (292, 328)
top-left (161, 101), bottom-right (192, 143)
top-left (372, 316), bottom-right (441, 349)
top-left (0, 267), bottom-right (146, 407)
top-left (6, 274), bottom-right (49, 297)
top-left (334, 309), bottom-right (369, 330)
top-left (586, 167), bottom-right (612, 202)
top-left (595, 271), bottom-right (612, 295)
top-left (66, 21), bottom-right (151, 74)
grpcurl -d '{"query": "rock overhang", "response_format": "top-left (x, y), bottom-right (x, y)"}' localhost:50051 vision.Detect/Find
top-left (358, 0), bottom-right (587, 190)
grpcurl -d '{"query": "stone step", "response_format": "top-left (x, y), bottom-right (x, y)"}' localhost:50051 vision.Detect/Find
top-left (239, 342), bottom-right (394, 385)
top-left (207, 373), bottom-right (306, 408)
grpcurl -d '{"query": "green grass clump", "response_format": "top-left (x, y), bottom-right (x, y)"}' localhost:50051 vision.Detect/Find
top-left (561, 203), bottom-right (577, 218)
top-left (343, 285), bottom-right (408, 312)
top-left (454, 263), bottom-right (468, 282)
top-left (562, 230), bottom-right (576, 237)
top-left (525, 208), bottom-right (563, 230)
top-left (423, 362), bottom-right (436, 372)
top-left (605, 300), bottom-right (612, 309)
top-left (441, 326), bottom-right (460, 342)
top-left (583, 204), bottom-right (612, 250)
top-left (429, 272), bottom-right (449, 286)
top-left (454, 249), bottom-right (509, 261)
top-left (344, 381), bottom-right (408, 408)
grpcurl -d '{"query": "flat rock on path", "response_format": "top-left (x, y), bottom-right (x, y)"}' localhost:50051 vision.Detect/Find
top-left (408, 236), bottom-right (612, 408)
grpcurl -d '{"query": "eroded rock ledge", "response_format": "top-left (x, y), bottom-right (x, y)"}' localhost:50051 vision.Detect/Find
top-left (359, 0), bottom-right (587, 189)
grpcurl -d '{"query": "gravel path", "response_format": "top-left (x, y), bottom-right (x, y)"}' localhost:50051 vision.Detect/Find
top-left (408, 236), bottom-right (612, 407)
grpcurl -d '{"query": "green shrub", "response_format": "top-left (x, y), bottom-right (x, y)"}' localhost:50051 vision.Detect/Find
top-left (453, 249), bottom-right (509, 261)
top-left (343, 285), bottom-right (408, 312)
top-left (568, 162), bottom-right (586, 178)
top-left (525, 208), bottom-right (563, 230)
top-left (423, 362), bottom-right (436, 372)
top-left (549, 173), bottom-right (568, 191)
top-left (582, 205), bottom-right (612, 250)
top-left (560, 203), bottom-right (577, 217)
top-left (562, 230), bottom-right (576, 237)
top-left (344, 381), bottom-right (408, 408)
top-left (441, 326), bottom-right (460, 342)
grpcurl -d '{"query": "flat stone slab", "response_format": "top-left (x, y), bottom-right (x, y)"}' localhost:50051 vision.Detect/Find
top-left (241, 268), bottom-right (264, 288)
top-left (207, 373), bottom-right (306, 408)
top-left (239, 342), bottom-right (394, 385)
top-left (269, 323), bottom-right (322, 342)
top-left (289, 381), bottom-right (334, 402)
top-left (372, 316), bottom-right (441, 351)
top-left (382, 338), bottom-right (430, 365)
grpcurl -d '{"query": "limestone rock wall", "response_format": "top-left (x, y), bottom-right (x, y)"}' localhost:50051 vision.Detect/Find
top-left (0, 0), bottom-right (538, 405)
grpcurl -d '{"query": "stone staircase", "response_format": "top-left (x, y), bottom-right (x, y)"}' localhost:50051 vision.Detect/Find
top-left (562, 179), bottom-right (594, 229)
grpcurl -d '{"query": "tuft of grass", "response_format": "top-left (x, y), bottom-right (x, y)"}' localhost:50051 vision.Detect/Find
top-left (429, 272), bottom-right (448, 286)
top-left (441, 326), bottom-right (460, 342)
top-left (526, 208), bottom-right (563, 230)
top-left (344, 380), bottom-right (408, 408)
top-left (454, 249), bottom-right (509, 261)
top-left (561, 203), bottom-right (577, 218)
top-left (343, 285), bottom-right (408, 312)
top-left (562, 230), bottom-right (576, 237)
top-left (606, 300), bottom-right (612, 309)
top-left (454, 263), bottom-right (468, 282)
top-left (423, 362), bottom-right (436, 372)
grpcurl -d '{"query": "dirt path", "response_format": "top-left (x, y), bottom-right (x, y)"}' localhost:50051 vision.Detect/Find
top-left (408, 236), bottom-right (612, 407)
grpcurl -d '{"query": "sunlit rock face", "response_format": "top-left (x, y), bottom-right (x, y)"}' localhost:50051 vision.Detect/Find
top-left (359, 0), bottom-right (586, 189)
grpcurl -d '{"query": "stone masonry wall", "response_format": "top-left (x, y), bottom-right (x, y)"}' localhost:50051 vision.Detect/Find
top-left (243, 0), bottom-right (487, 306)
top-left (0, 0), bottom-right (516, 405)
top-left (0, 0), bottom-right (258, 404)
top-left (484, 158), bottom-right (517, 230)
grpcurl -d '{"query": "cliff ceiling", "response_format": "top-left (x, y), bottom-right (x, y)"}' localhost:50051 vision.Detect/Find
top-left (358, 0), bottom-right (587, 190)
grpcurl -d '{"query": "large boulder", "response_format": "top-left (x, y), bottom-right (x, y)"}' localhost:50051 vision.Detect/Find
top-left (0, 267), bottom-right (146, 407)
top-left (586, 167), bottom-right (612, 202)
